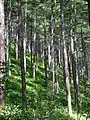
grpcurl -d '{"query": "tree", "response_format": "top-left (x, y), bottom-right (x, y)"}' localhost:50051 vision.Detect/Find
top-left (0, 0), bottom-right (5, 105)
top-left (60, 0), bottom-right (72, 117)
top-left (18, 0), bottom-right (26, 110)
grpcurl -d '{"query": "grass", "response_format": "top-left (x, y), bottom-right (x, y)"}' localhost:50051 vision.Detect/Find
top-left (0, 42), bottom-right (90, 119)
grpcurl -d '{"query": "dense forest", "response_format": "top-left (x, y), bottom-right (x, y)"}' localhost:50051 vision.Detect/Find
top-left (0, 0), bottom-right (90, 119)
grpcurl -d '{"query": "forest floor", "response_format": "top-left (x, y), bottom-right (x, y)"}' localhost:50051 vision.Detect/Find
top-left (0, 43), bottom-right (90, 120)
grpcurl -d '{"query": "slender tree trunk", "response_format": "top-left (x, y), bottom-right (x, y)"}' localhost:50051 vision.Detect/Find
top-left (0, 0), bottom-right (5, 105)
top-left (74, 0), bottom-right (79, 109)
top-left (33, 9), bottom-right (37, 79)
top-left (5, 0), bottom-right (12, 76)
top-left (81, 26), bottom-right (88, 92)
top-left (70, 0), bottom-right (77, 105)
top-left (23, 0), bottom-right (27, 73)
top-left (15, 31), bottom-right (18, 59)
top-left (48, 42), bottom-right (51, 67)
top-left (58, 38), bottom-right (61, 67)
top-left (8, 0), bottom-right (11, 41)
top-left (41, 38), bottom-right (44, 68)
top-left (5, 19), bottom-right (9, 75)
top-left (44, 15), bottom-right (48, 85)
top-left (51, 0), bottom-right (55, 93)
top-left (15, 16), bottom-right (19, 59)
top-left (30, 20), bottom-right (33, 69)
top-left (60, 0), bottom-right (72, 117)
top-left (70, 0), bottom-right (79, 107)
top-left (18, 0), bottom-right (26, 110)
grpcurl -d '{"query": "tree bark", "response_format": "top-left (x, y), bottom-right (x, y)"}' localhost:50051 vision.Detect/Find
top-left (51, 0), bottom-right (55, 93)
top-left (60, 0), bottom-right (72, 117)
top-left (70, 0), bottom-right (79, 107)
top-left (18, 0), bottom-right (26, 110)
top-left (44, 15), bottom-right (48, 85)
top-left (33, 9), bottom-right (37, 80)
top-left (0, 0), bottom-right (5, 105)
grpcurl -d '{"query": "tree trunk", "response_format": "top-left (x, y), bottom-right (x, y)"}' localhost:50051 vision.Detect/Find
top-left (70, 0), bottom-right (79, 107)
top-left (51, 0), bottom-right (55, 93)
top-left (81, 26), bottom-right (88, 92)
top-left (44, 15), bottom-right (48, 86)
top-left (0, 0), bottom-right (5, 105)
top-left (18, 0), bottom-right (26, 110)
top-left (15, 31), bottom-right (18, 59)
top-left (60, 0), bottom-right (72, 117)
top-left (33, 15), bottom-right (37, 79)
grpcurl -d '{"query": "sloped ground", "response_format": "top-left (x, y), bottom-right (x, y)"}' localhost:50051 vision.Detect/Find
top-left (0, 42), bottom-right (90, 120)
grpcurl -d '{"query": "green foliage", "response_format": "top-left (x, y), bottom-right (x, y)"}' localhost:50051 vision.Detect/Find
top-left (1, 43), bottom-right (90, 120)
top-left (1, 43), bottom-right (68, 119)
